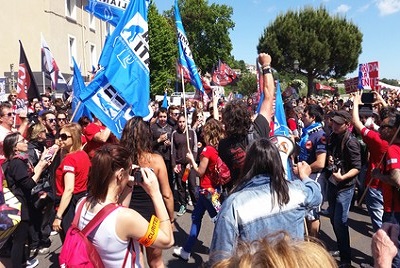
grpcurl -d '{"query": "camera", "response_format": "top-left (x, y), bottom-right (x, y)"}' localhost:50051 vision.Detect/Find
top-left (131, 168), bottom-right (143, 183)
top-left (327, 158), bottom-right (343, 173)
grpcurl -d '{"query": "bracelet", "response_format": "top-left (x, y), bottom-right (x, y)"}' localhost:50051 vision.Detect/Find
top-left (55, 215), bottom-right (62, 220)
top-left (126, 183), bottom-right (134, 188)
top-left (262, 68), bottom-right (273, 75)
top-left (160, 218), bottom-right (170, 223)
top-left (262, 64), bottom-right (271, 69)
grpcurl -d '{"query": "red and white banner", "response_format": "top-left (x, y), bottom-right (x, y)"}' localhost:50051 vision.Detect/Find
top-left (344, 77), bottom-right (359, 93)
top-left (358, 61), bottom-right (380, 90)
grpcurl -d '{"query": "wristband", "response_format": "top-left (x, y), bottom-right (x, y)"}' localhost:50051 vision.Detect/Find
top-left (262, 68), bottom-right (273, 75)
top-left (138, 215), bottom-right (160, 247)
top-left (262, 64), bottom-right (271, 68)
top-left (55, 215), bottom-right (62, 220)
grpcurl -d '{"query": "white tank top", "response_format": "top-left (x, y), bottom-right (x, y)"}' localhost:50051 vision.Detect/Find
top-left (77, 204), bottom-right (142, 268)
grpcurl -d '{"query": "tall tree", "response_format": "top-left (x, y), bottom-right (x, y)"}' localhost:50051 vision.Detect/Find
top-left (257, 6), bottom-right (362, 96)
top-left (165, 0), bottom-right (235, 74)
top-left (149, 2), bottom-right (177, 96)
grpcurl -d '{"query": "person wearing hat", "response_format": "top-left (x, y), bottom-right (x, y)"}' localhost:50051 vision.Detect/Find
top-left (326, 109), bottom-right (361, 267)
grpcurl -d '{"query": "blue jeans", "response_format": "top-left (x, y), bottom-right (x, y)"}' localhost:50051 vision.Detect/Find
top-left (365, 187), bottom-right (383, 232)
top-left (183, 193), bottom-right (218, 253)
top-left (328, 183), bottom-right (354, 264)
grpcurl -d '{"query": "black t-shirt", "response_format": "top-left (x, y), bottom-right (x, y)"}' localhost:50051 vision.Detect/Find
top-left (218, 114), bottom-right (270, 191)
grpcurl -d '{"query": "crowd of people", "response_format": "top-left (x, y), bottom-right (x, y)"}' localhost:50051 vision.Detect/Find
top-left (0, 52), bottom-right (400, 268)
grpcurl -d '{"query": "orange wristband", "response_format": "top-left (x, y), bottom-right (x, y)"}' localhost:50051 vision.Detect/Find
top-left (138, 215), bottom-right (160, 247)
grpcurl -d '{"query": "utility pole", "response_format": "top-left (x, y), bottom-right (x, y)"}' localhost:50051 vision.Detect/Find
top-left (9, 63), bottom-right (15, 92)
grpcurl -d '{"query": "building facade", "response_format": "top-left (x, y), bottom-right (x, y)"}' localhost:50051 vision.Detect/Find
top-left (0, 0), bottom-right (109, 94)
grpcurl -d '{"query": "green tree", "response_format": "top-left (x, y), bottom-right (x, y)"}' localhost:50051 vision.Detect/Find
top-left (236, 73), bottom-right (257, 96)
top-left (257, 6), bottom-right (362, 96)
top-left (148, 2), bottom-right (177, 96)
top-left (380, 78), bottom-right (399, 86)
top-left (165, 0), bottom-right (235, 73)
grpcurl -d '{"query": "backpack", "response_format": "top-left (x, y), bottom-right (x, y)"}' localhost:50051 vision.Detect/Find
top-left (214, 156), bottom-right (231, 186)
top-left (59, 198), bottom-right (133, 268)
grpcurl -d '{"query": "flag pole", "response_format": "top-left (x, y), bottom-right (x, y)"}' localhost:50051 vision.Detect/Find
top-left (42, 72), bottom-right (46, 94)
top-left (69, 99), bottom-right (82, 123)
top-left (180, 67), bottom-right (190, 152)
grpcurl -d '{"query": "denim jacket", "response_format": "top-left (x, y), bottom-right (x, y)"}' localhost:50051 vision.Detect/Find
top-left (209, 174), bottom-right (322, 265)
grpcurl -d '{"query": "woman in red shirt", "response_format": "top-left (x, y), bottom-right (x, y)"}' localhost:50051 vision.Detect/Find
top-left (173, 119), bottom-right (224, 261)
top-left (52, 123), bottom-right (91, 242)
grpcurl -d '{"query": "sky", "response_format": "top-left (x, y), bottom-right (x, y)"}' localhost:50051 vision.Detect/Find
top-left (153, 0), bottom-right (400, 80)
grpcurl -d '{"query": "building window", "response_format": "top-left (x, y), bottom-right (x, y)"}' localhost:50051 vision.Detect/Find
top-left (89, 14), bottom-right (96, 31)
top-left (66, 0), bottom-right (76, 20)
top-left (89, 44), bottom-right (97, 70)
top-left (68, 35), bottom-right (77, 68)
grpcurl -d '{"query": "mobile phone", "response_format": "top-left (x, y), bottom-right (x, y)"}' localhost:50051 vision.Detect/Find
top-left (131, 168), bottom-right (143, 183)
top-left (361, 92), bottom-right (374, 104)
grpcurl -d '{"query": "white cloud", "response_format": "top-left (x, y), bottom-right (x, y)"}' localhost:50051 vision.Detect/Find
top-left (334, 4), bottom-right (351, 14)
top-left (357, 3), bottom-right (371, 12)
top-left (376, 0), bottom-right (400, 15)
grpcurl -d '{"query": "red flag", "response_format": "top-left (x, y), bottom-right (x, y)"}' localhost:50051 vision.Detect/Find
top-left (212, 60), bottom-right (237, 86)
top-left (17, 40), bottom-right (41, 102)
top-left (176, 60), bottom-right (191, 83)
top-left (41, 35), bottom-right (69, 92)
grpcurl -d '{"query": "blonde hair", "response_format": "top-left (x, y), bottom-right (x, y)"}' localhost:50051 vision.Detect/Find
top-left (61, 123), bottom-right (83, 152)
top-left (211, 231), bottom-right (337, 268)
top-left (27, 123), bottom-right (46, 140)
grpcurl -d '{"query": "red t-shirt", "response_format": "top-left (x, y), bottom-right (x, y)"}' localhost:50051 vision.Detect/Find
top-left (361, 128), bottom-right (388, 189)
top-left (55, 150), bottom-right (91, 196)
top-left (383, 143), bottom-right (400, 212)
top-left (287, 118), bottom-right (298, 132)
top-left (200, 146), bottom-right (219, 189)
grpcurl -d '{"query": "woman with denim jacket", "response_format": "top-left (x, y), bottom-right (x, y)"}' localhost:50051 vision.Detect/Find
top-left (208, 138), bottom-right (322, 265)
top-left (173, 119), bottom-right (224, 261)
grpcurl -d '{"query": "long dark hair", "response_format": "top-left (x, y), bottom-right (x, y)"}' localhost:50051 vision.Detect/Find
top-left (120, 117), bottom-right (153, 164)
top-left (235, 138), bottom-right (289, 208)
top-left (87, 144), bottom-right (132, 202)
top-left (3, 132), bottom-right (20, 160)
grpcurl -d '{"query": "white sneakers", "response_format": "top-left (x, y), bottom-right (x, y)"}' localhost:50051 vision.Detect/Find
top-left (173, 247), bottom-right (191, 261)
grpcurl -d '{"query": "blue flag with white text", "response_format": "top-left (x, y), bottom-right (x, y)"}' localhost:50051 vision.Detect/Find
top-left (80, 0), bottom-right (151, 139)
top-left (71, 58), bottom-right (93, 123)
top-left (85, 0), bottom-right (129, 26)
top-left (174, 0), bottom-right (205, 97)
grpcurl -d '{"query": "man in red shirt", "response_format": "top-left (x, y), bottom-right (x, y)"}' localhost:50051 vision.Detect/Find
top-left (352, 92), bottom-right (387, 231)
top-left (372, 106), bottom-right (400, 267)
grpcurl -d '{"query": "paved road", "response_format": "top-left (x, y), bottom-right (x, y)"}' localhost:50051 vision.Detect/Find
top-left (0, 202), bottom-right (374, 267)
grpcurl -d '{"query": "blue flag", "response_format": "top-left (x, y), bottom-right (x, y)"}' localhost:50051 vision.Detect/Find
top-left (80, 0), bottom-right (151, 139)
top-left (84, 0), bottom-right (129, 27)
top-left (273, 81), bottom-right (291, 136)
top-left (71, 58), bottom-right (93, 122)
top-left (161, 91), bottom-right (168, 108)
top-left (272, 80), bottom-right (293, 181)
top-left (174, 0), bottom-right (205, 96)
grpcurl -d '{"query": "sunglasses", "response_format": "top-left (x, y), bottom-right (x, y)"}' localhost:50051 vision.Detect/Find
top-left (47, 118), bottom-right (56, 123)
top-left (59, 133), bottom-right (72, 141)
top-left (2, 112), bottom-right (16, 117)
top-left (57, 118), bottom-right (66, 121)
top-left (172, 112), bottom-right (180, 116)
